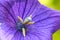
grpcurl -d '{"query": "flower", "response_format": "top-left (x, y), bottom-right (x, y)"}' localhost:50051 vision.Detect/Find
top-left (0, 0), bottom-right (60, 40)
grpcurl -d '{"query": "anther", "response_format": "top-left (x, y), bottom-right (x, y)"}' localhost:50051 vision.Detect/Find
top-left (18, 16), bottom-right (23, 23)
top-left (26, 22), bottom-right (34, 25)
top-left (22, 28), bottom-right (26, 37)
top-left (23, 15), bottom-right (32, 24)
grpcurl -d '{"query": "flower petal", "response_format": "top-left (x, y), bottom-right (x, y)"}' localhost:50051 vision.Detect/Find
top-left (27, 4), bottom-right (60, 40)
top-left (0, 0), bottom-right (60, 40)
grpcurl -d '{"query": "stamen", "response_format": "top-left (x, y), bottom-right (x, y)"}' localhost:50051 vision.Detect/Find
top-left (23, 15), bottom-right (32, 24)
top-left (22, 28), bottom-right (26, 37)
top-left (26, 22), bottom-right (34, 25)
top-left (17, 15), bottom-right (34, 37)
top-left (18, 16), bottom-right (23, 23)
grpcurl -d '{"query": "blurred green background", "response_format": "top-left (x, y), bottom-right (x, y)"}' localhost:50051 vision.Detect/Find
top-left (39, 0), bottom-right (60, 40)
top-left (39, 0), bottom-right (60, 10)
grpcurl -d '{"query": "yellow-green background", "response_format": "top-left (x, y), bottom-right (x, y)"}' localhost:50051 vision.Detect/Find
top-left (39, 0), bottom-right (60, 40)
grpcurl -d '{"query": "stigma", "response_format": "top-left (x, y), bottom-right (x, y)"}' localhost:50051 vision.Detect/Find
top-left (17, 15), bottom-right (34, 37)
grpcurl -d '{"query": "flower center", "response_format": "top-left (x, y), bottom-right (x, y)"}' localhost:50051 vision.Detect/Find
top-left (17, 15), bottom-right (34, 37)
top-left (17, 22), bottom-right (26, 32)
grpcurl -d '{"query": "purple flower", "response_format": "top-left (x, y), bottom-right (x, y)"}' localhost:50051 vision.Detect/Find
top-left (0, 0), bottom-right (60, 40)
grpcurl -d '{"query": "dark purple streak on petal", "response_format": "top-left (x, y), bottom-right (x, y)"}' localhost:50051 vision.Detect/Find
top-left (12, 1), bottom-right (22, 18)
top-left (0, 23), bottom-right (17, 40)
top-left (12, 0), bottom-right (26, 19)
top-left (24, 0), bottom-right (39, 19)
top-left (0, 10), bottom-right (15, 27)
top-left (5, 1), bottom-right (18, 23)
top-left (18, 0), bottom-right (21, 17)
top-left (22, 0), bottom-right (28, 19)
top-left (0, 4), bottom-right (16, 28)
top-left (0, 1), bottom-right (16, 23)
top-left (11, 31), bottom-right (23, 40)
top-left (22, 0), bottom-right (36, 19)
top-left (30, 16), bottom-right (60, 30)
top-left (12, 0), bottom-right (27, 19)
top-left (32, 6), bottom-right (50, 20)
top-left (29, 32), bottom-right (41, 40)
top-left (28, 23), bottom-right (53, 40)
